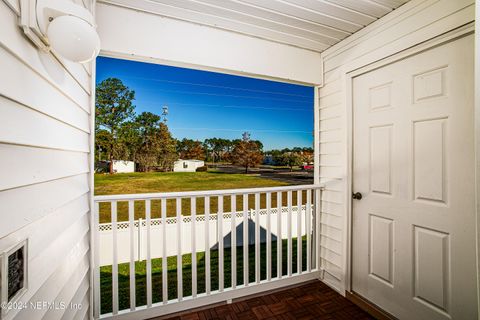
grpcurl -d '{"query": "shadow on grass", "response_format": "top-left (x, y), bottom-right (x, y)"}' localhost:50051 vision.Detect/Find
top-left (100, 237), bottom-right (309, 314)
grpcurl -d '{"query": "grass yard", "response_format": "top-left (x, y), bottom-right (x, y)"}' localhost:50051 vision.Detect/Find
top-left (95, 171), bottom-right (288, 196)
top-left (95, 171), bottom-right (302, 223)
top-left (100, 237), bottom-right (309, 314)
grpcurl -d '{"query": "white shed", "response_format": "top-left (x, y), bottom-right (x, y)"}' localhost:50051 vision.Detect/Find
top-left (112, 160), bottom-right (135, 173)
top-left (173, 159), bottom-right (205, 172)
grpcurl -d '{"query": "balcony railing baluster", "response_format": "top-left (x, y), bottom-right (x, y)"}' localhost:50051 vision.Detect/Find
top-left (191, 197), bottom-right (197, 298)
top-left (306, 190), bottom-right (312, 272)
top-left (146, 200), bottom-right (152, 307)
top-left (287, 191), bottom-right (292, 277)
top-left (111, 201), bottom-right (118, 315)
top-left (205, 196), bottom-right (211, 294)
top-left (242, 194), bottom-right (248, 286)
top-left (277, 191), bottom-right (282, 280)
top-left (255, 193), bottom-right (260, 284)
top-left (176, 198), bottom-right (182, 301)
top-left (231, 194), bottom-right (237, 289)
top-left (161, 198), bottom-right (168, 304)
top-left (128, 200), bottom-right (135, 311)
top-left (297, 190), bottom-right (302, 274)
top-left (218, 195), bottom-right (224, 292)
top-left (266, 192), bottom-right (272, 281)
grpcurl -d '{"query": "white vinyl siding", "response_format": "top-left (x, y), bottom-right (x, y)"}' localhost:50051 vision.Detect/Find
top-left (0, 2), bottom-right (92, 320)
top-left (318, 0), bottom-right (475, 293)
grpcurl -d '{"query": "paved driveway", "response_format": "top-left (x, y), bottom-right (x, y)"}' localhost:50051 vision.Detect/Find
top-left (212, 165), bottom-right (314, 185)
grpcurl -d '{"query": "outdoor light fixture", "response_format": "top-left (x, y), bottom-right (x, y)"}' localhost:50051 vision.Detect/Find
top-left (35, 0), bottom-right (100, 63)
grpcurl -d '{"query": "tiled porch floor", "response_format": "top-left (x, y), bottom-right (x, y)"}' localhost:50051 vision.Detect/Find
top-left (157, 280), bottom-right (374, 320)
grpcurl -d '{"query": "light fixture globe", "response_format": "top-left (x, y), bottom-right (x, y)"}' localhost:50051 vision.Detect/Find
top-left (47, 15), bottom-right (100, 63)
top-left (36, 0), bottom-right (100, 63)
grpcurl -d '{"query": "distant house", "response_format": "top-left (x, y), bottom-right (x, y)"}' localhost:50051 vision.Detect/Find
top-left (173, 159), bottom-right (205, 172)
top-left (263, 155), bottom-right (275, 165)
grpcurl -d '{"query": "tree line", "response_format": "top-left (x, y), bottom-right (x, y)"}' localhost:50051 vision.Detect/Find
top-left (264, 147), bottom-right (313, 171)
top-left (95, 78), bottom-right (312, 174)
top-left (177, 137), bottom-right (263, 163)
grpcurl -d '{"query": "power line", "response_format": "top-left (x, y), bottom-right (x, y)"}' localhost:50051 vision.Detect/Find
top-left (144, 101), bottom-right (312, 111)
top-left (113, 74), bottom-right (312, 98)
top-left (135, 87), bottom-right (311, 103)
top-left (170, 127), bottom-right (312, 134)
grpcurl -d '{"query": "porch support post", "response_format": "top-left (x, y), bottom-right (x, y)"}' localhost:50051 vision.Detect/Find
top-left (314, 86), bottom-right (320, 185)
top-left (312, 86), bottom-right (320, 274)
top-left (475, 2), bottom-right (480, 317)
top-left (89, 39), bottom-right (97, 320)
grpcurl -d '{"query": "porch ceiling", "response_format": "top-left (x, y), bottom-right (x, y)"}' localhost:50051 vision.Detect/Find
top-left (97, 0), bottom-right (410, 52)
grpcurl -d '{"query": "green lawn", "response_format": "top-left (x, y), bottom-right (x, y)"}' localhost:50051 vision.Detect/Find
top-left (100, 237), bottom-right (310, 314)
top-left (95, 171), bottom-right (288, 195)
top-left (95, 171), bottom-right (300, 223)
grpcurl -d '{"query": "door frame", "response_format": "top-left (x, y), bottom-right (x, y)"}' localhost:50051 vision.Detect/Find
top-left (343, 23), bottom-right (475, 294)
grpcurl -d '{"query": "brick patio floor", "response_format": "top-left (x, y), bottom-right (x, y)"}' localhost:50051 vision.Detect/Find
top-left (156, 280), bottom-right (374, 320)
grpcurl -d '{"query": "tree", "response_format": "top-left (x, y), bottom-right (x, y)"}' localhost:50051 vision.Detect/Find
top-left (156, 123), bottom-right (178, 171)
top-left (230, 134), bottom-right (263, 173)
top-left (280, 152), bottom-right (303, 171)
top-left (118, 121), bottom-right (141, 163)
top-left (251, 140), bottom-right (264, 151)
top-left (264, 146), bottom-right (314, 167)
top-left (135, 111), bottom-right (161, 134)
top-left (96, 78), bottom-right (135, 173)
top-left (95, 129), bottom-right (113, 162)
top-left (300, 150), bottom-right (314, 165)
top-left (177, 138), bottom-right (205, 160)
top-left (134, 112), bottom-right (177, 172)
top-left (204, 138), bottom-right (224, 163)
top-left (132, 112), bottom-right (159, 171)
top-left (203, 138), bottom-right (241, 163)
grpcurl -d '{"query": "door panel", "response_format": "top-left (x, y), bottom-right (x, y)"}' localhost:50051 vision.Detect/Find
top-left (352, 34), bottom-right (476, 320)
top-left (370, 125), bottom-right (392, 195)
top-left (413, 226), bottom-right (449, 312)
top-left (413, 118), bottom-right (447, 203)
top-left (369, 215), bottom-right (394, 285)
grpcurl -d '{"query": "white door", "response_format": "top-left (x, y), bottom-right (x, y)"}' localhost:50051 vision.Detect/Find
top-left (352, 34), bottom-right (477, 320)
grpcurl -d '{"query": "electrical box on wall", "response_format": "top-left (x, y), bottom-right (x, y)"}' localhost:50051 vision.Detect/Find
top-left (1, 240), bottom-right (28, 317)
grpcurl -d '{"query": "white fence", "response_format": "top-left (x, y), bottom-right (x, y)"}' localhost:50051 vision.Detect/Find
top-left (98, 206), bottom-right (308, 266)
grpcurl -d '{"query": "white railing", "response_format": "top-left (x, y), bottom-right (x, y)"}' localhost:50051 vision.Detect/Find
top-left (93, 184), bottom-right (324, 320)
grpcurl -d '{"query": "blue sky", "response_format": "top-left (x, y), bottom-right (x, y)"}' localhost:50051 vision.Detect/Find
top-left (96, 57), bottom-right (314, 150)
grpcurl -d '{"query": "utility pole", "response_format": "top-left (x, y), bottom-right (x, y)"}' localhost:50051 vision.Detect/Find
top-left (161, 105), bottom-right (169, 123)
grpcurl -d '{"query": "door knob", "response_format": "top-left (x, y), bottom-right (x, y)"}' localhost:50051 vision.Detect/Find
top-left (352, 192), bottom-right (362, 200)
